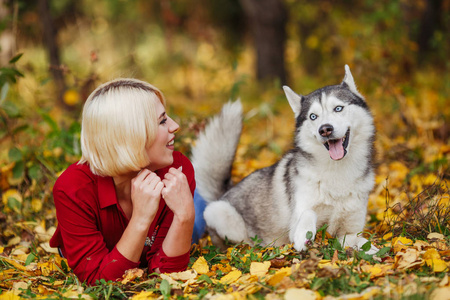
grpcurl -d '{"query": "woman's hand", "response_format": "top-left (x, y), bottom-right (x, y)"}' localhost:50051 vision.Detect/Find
top-left (161, 167), bottom-right (195, 223)
top-left (130, 169), bottom-right (164, 227)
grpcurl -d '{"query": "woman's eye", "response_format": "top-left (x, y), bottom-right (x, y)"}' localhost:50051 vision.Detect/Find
top-left (334, 106), bottom-right (344, 112)
top-left (160, 118), bottom-right (168, 125)
top-left (310, 113), bottom-right (317, 120)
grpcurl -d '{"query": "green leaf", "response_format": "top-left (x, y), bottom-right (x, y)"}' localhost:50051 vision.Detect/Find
top-left (25, 253), bottom-right (36, 266)
top-left (198, 274), bottom-right (212, 284)
top-left (61, 259), bottom-right (69, 272)
top-left (306, 231), bottom-right (313, 240)
top-left (375, 247), bottom-right (391, 257)
top-left (0, 82), bottom-right (9, 104)
top-left (361, 241), bottom-right (372, 252)
top-left (2, 100), bottom-right (20, 117)
top-left (8, 147), bottom-right (22, 162)
top-left (7, 196), bottom-right (22, 212)
top-left (12, 160), bottom-right (24, 179)
top-left (28, 164), bottom-right (42, 181)
top-left (8, 53), bottom-right (23, 64)
top-left (160, 279), bottom-right (171, 297)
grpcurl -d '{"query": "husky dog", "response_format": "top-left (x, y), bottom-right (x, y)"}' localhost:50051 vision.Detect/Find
top-left (191, 65), bottom-right (378, 254)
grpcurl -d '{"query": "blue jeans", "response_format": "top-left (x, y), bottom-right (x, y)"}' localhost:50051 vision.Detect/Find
top-left (192, 189), bottom-right (207, 243)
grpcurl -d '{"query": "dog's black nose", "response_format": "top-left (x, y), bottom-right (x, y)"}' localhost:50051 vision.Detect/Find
top-left (319, 124), bottom-right (333, 137)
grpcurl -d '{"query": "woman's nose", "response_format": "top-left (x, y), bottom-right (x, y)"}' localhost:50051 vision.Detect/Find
top-left (170, 118), bottom-right (180, 133)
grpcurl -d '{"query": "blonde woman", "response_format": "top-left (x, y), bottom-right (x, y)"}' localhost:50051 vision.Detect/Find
top-left (50, 79), bottom-right (197, 284)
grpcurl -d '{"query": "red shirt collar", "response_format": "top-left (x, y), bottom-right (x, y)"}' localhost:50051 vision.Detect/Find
top-left (97, 175), bottom-right (118, 209)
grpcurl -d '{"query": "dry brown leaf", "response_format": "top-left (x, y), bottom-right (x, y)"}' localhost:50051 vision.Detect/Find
top-left (427, 232), bottom-right (445, 241)
top-left (121, 268), bottom-right (144, 284)
top-left (430, 286), bottom-right (450, 300)
top-left (168, 269), bottom-right (197, 281)
top-left (395, 248), bottom-right (424, 270)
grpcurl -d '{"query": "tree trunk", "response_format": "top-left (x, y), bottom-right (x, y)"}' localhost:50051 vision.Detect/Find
top-left (37, 0), bottom-right (66, 103)
top-left (416, 0), bottom-right (442, 61)
top-left (239, 0), bottom-right (288, 85)
top-left (0, 0), bottom-right (17, 66)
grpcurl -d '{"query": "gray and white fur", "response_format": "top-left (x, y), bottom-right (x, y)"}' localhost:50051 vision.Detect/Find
top-left (191, 65), bottom-right (378, 254)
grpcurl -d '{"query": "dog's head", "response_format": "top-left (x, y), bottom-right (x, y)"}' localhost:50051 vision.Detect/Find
top-left (283, 65), bottom-right (374, 161)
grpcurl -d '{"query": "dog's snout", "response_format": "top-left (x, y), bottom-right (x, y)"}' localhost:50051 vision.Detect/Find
top-left (319, 124), bottom-right (334, 137)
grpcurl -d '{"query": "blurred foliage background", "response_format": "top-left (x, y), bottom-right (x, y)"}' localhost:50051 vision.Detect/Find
top-left (0, 0), bottom-right (449, 252)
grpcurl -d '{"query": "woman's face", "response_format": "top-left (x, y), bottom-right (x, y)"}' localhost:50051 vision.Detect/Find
top-left (146, 100), bottom-right (180, 171)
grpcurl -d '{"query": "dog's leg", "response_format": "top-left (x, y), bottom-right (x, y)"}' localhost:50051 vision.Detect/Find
top-left (290, 209), bottom-right (318, 252)
top-left (204, 200), bottom-right (249, 244)
top-left (338, 234), bottom-right (378, 255)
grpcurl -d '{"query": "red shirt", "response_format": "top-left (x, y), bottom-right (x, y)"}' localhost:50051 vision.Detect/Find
top-left (49, 151), bottom-right (195, 285)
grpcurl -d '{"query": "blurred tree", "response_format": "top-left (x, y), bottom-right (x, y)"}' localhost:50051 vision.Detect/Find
top-left (0, 0), bottom-right (17, 66)
top-left (415, 0), bottom-right (446, 64)
top-left (239, 0), bottom-right (288, 85)
top-left (204, 0), bottom-right (245, 56)
top-left (401, 0), bottom-right (448, 66)
top-left (37, 0), bottom-right (66, 104)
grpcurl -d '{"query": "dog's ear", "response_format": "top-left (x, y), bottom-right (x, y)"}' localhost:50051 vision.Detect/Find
top-left (283, 86), bottom-right (302, 117)
top-left (342, 65), bottom-right (364, 100)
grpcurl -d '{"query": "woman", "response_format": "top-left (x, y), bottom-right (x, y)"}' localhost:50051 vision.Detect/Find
top-left (50, 78), bottom-right (196, 285)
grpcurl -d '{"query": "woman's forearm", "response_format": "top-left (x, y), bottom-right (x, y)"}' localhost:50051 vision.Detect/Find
top-left (116, 217), bottom-right (152, 262)
top-left (162, 215), bottom-right (194, 257)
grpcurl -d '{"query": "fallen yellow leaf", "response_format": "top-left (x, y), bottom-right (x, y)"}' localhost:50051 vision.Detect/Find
top-left (31, 198), bottom-right (42, 213)
top-left (1, 258), bottom-right (27, 271)
top-left (62, 290), bottom-right (93, 300)
top-left (382, 232), bottom-right (393, 241)
top-left (392, 236), bottom-right (413, 253)
top-left (219, 270), bottom-right (242, 284)
top-left (284, 288), bottom-right (317, 300)
top-left (267, 267), bottom-right (291, 286)
top-left (132, 291), bottom-right (156, 300)
top-left (0, 291), bottom-right (21, 300)
top-left (424, 249), bottom-right (448, 272)
top-left (249, 261), bottom-right (271, 277)
top-left (192, 256), bottom-right (209, 274)
top-left (425, 258), bottom-right (448, 273)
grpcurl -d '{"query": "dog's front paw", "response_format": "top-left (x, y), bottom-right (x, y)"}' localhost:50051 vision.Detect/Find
top-left (364, 243), bottom-right (379, 255)
top-left (293, 230), bottom-right (316, 252)
top-left (340, 234), bottom-right (378, 254)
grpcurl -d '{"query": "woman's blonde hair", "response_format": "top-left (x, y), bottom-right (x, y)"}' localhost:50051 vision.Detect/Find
top-left (79, 78), bottom-right (166, 177)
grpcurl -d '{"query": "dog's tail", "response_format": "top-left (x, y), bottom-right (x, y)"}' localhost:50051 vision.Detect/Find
top-left (191, 100), bottom-right (243, 203)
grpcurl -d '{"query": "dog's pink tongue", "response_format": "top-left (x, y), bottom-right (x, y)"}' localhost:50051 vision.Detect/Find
top-left (328, 139), bottom-right (345, 160)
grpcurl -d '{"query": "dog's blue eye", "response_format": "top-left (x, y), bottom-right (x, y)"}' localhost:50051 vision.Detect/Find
top-left (310, 113), bottom-right (317, 120)
top-left (334, 106), bottom-right (343, 112)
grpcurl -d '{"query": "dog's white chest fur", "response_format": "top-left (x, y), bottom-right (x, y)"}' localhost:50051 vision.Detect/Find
top-left (292, 167), bottom-right (369, 231)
